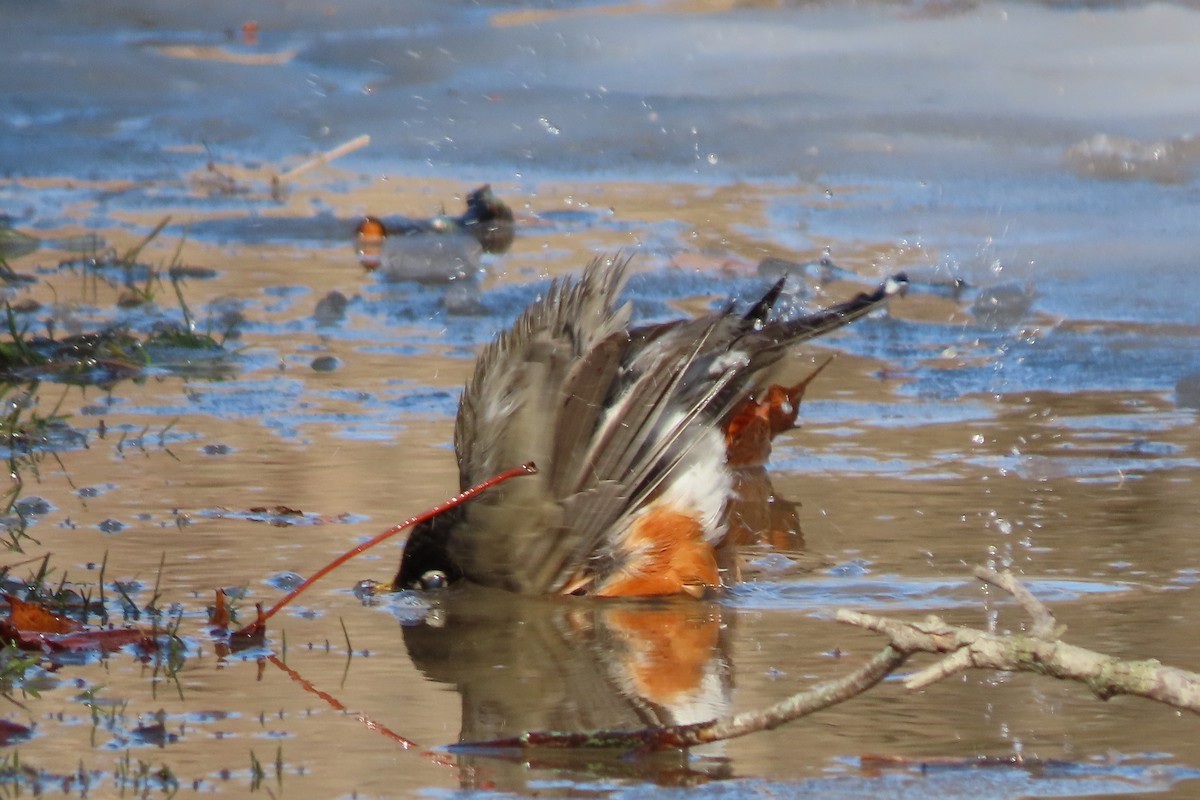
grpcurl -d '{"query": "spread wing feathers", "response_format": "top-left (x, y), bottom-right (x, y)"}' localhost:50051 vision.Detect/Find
top-left (545, 315), bottom-right (744, 589)
top-left (586, 272), bottom-right (909, 500)
top-left (448, 256), bottom-right (633, 592)
top-left (454, 255), bottom-right (632, 487)
top-left (544, 272), bottom-right (910, 592)
top-left (757, 273), bottom-right (908, 356)
top-left (549, 330), bottom-right (628, 498)
top-left (450, 261), bottom-right (906, 594)
top-left (692, 272), bottom-right (911, 430)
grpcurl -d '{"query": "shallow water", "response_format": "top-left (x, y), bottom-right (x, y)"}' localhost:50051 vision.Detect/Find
top-left (2, 0), bottom-right (1200, 797)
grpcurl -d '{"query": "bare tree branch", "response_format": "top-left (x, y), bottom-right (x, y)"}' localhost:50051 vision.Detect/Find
top-left (696, 645), bottom-right (906, 744)
top-left (837, 568), bottom-right (1200, 713)
top-left (974, 566), bottom-right (1063, 640)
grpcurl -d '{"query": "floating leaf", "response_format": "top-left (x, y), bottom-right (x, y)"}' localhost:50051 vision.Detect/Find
top-left (3, 593), bottom-right (82, 635)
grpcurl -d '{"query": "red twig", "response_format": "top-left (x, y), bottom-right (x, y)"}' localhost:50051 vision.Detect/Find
top-left (232, 462), bottom-right (537, 637)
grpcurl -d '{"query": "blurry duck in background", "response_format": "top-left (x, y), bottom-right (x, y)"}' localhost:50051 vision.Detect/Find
top-left (355, 184), bottom-right (514, 283)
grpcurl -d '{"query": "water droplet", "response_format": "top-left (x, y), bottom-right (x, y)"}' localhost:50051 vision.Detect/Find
top-left (706, 153), bottom-right (718, 165)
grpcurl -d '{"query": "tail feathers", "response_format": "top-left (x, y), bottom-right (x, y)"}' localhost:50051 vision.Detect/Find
top-left (765, 272), bottom-right (907, 346)
top-left (741, 276), bottom-right (788, 326)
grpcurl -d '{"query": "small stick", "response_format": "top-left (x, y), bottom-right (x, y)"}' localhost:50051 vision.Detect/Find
top-left (277, 135), bottom-right (371, 182)
top-left (232, 462), bottom-right (537, 636)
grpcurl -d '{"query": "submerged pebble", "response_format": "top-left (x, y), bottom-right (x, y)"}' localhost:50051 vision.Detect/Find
top-left (314, 290), bottom-right (348, 325)
top-left (267, 571), bottom-right (305, 591)
top-left (310, 355), bottom-right (341, 372)
top-left (441, 281), bottom-right (485, 315)
top-left (14, 496), bottom-right (52, 516)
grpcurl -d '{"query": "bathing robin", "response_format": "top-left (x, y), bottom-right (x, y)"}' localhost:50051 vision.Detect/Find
top-left (395, 256), bottom-right (906, 597)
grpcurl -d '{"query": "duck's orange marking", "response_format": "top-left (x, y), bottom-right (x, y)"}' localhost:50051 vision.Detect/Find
top-left (605, 606), bottom-right (719, 702)
top-left (595, 509), bottom-right (719, 597)
top-left (354, 216), bottom-right (388, 240)
top-left (355, 216), bottom-right (388, 271)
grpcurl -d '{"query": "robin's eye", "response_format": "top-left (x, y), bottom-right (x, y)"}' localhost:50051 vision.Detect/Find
top-left (419, 570), bottom-right (449, 591)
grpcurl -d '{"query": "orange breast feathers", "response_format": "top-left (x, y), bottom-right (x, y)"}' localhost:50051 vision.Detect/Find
top-left (595, 508), bottom-right (720, 598)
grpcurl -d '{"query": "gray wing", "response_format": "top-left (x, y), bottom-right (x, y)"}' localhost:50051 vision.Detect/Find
top-left (447, 256), bottom-right (633, 592)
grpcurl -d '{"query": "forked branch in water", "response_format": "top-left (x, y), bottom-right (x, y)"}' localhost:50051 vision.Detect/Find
top-left (837, 566), bottom-right (1200, 713)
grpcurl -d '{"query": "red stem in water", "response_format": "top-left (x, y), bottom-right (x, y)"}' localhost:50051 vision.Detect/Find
top-left (233, 461), bottom-right (537, 637)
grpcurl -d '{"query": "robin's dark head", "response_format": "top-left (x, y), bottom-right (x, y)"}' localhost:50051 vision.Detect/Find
top-left (394, 506), bottom-right (465, 591)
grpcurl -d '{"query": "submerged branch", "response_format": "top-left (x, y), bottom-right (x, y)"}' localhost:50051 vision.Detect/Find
top-left (458, 645), bottom-right (908, 752)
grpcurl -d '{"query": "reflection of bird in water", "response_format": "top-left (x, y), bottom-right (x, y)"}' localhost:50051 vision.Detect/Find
top-left (396, 256), bottom-right (905, 596)
top-left (720, 465), bottom-right (805, 580)
top-left (400, 586), bottom-right (735, 787)
top-left (715, 363), bottom-right (838, 580)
